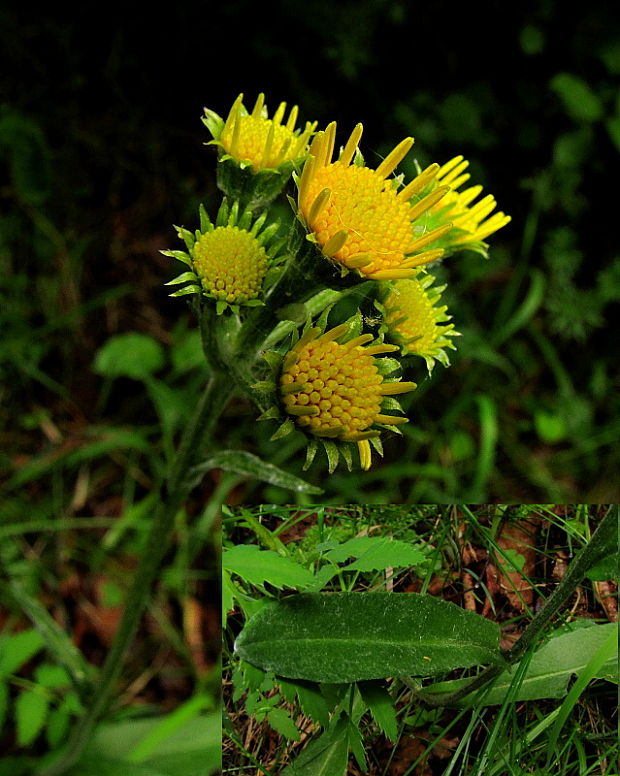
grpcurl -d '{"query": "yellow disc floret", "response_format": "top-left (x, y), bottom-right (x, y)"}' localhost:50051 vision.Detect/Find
top-left (279, 324), bottom-right (416, 469)
top-left (220, 93), bottom-right (315, 172)
top-left (383, 275), bottom-right (458, 370)
top-left (192, 226), bottom-right (268, 304)
top-left (297, 122), bottom-right (453, 280)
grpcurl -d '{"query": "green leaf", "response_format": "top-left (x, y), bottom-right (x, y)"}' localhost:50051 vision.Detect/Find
top-left (586, 552), bottom-right (619, 581)
top-left (549, 72), bottom-right (604, 123)
top-left (323, 536), bottom-right (427, 571)
top-left (0, 111), bottom-right (51, 205)
top-left (223, 545), bottom-right (315, 589)
top-left (0, 682), bottom-right (8, 732)
top-left (347, 718), bottom-right (367, 771)
top-left (46, 707), bottom-right (71, 748)
top-left (235, 592), bottom-right (502, 682)
top-left (267, 707), bottom-right (301, 741)
top-left (427, 621), bottom-right (618, 706)
top-left (195, 450), bottom-right (322, 494)
top-left (81, 711), bottom-right (221, 776)
top-left (281, 714), bottom-right (350, 776)
top-left (164, 271), bottom-right (198, 286)
top-left (0, 628), bottom-right (45, 675)
top-left (546, 625), bottom-right (617, 766)
top-left (93, 333), bottom-right (165, 380)
top-left (357, 680), bottom-right (398, 741)
top-left (278, 678), bottom-right (330, 727)
top-left (34, 664), bottom-right (70, 688)
top-left (127, 694), bottom-right (213, 762)
top-left (15, 689), bottom-right (49, 746)
top-left (7, 580), bottom-right (94, 690)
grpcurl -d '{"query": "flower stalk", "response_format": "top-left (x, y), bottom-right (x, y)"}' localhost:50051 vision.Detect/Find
top-left (37, 373), bottom-right (233, 776)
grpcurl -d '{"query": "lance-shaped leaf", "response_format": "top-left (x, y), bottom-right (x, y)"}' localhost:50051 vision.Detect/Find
top-left (423, 621), bottom-right (619, 706)
top-left (235, 592), bottom-right (502, 683)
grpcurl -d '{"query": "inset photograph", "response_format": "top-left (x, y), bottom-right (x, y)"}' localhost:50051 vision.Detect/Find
top-left (223, 504), bottom-right (618, 775)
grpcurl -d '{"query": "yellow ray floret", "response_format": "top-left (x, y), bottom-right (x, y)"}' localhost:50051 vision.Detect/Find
top-left (297, 123), bottom-right (450, 280)
top-left (434, 156), bottom-right (511, 243)
top-left (220, 93), bottom-right (316, 172)
top-left (280, 324), bottom-right (415, 469)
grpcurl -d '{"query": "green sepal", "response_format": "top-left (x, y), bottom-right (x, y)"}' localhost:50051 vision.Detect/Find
top-left (215, 300), bottom-right (228, 315)
top-left (375, 357), bottom-right (402, 376)
top-left (381, 424), bottom-right (404, 436)
top-left (271, 418), bottom-right (295, 441)
top-left (381, 397), bottom-right (403, 412)
top-left (160, 249), bottom-right (194, 268)
top-left (216, 199), bottom-right (230, 227)
top-left (262, 350), bottom-right (284, 375)
top-left (315, 303), bottom-right (334, 333)
top-left (199, 203), bottom-right (213, 232)
top-left (340, 444), bottom-right (353, 471)
top-left (257, 406), bottom-right (281, 421)
top-left (174, 225), bottom-right (195, 251)
top-left (244, 298), bottom-right (265, 307)
top-left (216, 155), bottom-right (296, 212)
top-left (165, 271), bottom-right (198, 286)
top-left (321, 440), bottom-right (339, 474)
top-left (201, 107), bottom-right (224, 140)
top-left (370, 436), bottom-right (384, 456)
top-left (169, 284), bottom-right (201, 297)
top-left (340, 309), bottom-right (364, 340)
top-left (251, 380), bottom-right (275, 394)
top-left (303, 439), bottom-right (318, 471)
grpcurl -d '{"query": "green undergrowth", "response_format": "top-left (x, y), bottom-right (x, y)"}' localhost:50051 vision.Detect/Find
top-left (223, 504), bottom-right (618, 776)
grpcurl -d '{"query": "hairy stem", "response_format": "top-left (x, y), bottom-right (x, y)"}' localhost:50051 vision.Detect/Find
top-left (38, 372), bottom-right (232, 776)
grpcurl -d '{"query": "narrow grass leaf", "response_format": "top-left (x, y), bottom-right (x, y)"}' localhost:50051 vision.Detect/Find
top-left (8, 581), bottom-right (94, 691)
top-left (425, 621), bottom-right (618, 705)
top-left (235, 592), bottom-right (502, 682)
top-left (194, 451), bottom-right (322, 494)
top-left (223, 545), bottom-right (316, 588)
top-left (546, 625), bottom-right (617, 767)
top-left (127, 694), bottom-right (212, 762)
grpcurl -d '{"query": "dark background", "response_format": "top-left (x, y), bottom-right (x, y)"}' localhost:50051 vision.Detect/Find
top-left (1, 1), bottom-right (619, 503)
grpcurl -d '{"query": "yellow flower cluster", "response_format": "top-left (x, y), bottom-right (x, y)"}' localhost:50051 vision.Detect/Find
top-left (279, 324), bottom-right (414, 469)
top-left (168, 93), bottom-right (512, 470)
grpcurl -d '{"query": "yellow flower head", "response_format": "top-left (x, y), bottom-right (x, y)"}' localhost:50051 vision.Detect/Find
top-left (432, 156), bottom-right (511, 245)
top-left (192, 226), bottom-right (267, 304)
top-left (382, 274), bottom-right (459, 371)
top-left (210, 93), bottom-right (317, 173)
top-left (279, 324), bottom-right (416, 470)
top-left (163, 200), bottom-right (283, 313)
top-left (296, 122), bottom-right (454, 281)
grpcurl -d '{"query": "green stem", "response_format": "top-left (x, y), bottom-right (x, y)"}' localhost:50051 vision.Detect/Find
top-left (37, 372), bottom-right (232, 776)
top-left (416, 508), bottom-right (618, 708)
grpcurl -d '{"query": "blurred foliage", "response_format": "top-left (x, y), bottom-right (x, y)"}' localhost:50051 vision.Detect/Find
top-left (0, 1), bottom-right (619, 506)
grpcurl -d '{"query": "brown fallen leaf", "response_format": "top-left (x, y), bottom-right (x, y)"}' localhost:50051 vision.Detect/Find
top-left (593, 580), bottom-right (618, 622)
top-left (486, 516), bottom-right (540, 612)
